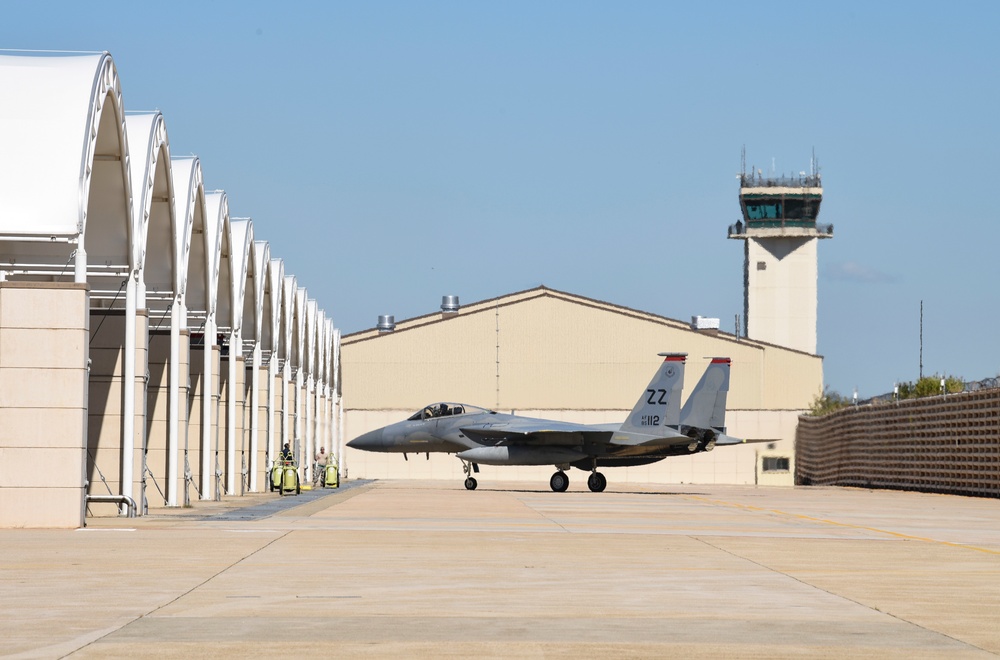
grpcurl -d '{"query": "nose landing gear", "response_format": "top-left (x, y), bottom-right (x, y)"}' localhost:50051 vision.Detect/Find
top-left (461, 460), bottom-right (479, 490)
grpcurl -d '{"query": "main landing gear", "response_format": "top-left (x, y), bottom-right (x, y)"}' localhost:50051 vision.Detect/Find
top-left (587, 471), bottom-right (607, 492)
top-left (548, 468), bottom-right (606, 492)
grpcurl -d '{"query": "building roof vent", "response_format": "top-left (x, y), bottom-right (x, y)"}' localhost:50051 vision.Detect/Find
top-left (377, 315), bottom-right (396, 333)
top-left (691, 316), bottom-right (720, 332)
top-left (441, 295), bottom-right (460, 314)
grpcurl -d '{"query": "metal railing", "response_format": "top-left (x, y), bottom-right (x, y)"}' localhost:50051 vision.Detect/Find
top-left (740, 172), bottom-right (821, 188)
top-left (728, 222), bottom-right (833, 236)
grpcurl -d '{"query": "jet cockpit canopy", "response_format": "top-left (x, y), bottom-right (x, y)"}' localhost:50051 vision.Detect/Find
top-left (408, 403), bottom-right (493, 421)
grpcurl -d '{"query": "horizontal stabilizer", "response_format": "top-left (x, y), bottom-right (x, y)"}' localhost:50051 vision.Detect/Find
top-left (713, 434), bottom-right (776, 446)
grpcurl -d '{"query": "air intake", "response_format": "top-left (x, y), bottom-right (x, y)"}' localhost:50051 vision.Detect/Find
top-left (376, 315), bottom-right (396, 333)
top-left (441, 295), bottom-right (460, 313)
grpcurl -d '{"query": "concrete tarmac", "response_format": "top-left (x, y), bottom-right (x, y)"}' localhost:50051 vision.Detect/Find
top-left (2, 480), bottom-right (999, 659)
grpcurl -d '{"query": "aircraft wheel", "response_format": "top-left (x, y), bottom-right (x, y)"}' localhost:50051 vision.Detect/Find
top-left (550, 471), bottom-right (569, 492)
top-left (587, 472), bottom-right (607, 492)
top-left (464, 477), bottom-right (478, 490)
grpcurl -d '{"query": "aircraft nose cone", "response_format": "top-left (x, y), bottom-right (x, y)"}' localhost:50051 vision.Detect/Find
top-left (347, 428), bottom-right (384, 452)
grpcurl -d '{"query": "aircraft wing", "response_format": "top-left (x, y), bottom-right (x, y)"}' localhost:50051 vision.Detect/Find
top-left (607, 429), bottom-right (688, 448)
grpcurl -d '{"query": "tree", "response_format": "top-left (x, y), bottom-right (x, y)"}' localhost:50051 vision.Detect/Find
top-left (808, 387), bottom-right (850, 416)
top-left (897, 374), bottom-right (964, 399)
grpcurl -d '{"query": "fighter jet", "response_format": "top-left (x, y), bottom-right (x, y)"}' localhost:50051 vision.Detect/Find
top-left (347, 353), bottom-right (754, 492)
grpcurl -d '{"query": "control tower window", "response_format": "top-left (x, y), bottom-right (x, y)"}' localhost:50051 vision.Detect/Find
top-left (744, 197), bottom-right (820, 223)
top-left (745, 202), bottom-right (781, 220)
top-left (782, 198), bottom-right (819, 221)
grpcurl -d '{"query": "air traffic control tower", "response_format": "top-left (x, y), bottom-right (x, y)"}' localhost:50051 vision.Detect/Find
top-left (728, 162), bottom-right (832, 354)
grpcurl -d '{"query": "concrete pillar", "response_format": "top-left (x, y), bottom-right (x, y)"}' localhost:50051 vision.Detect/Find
top-left (166, 299), bottom-right (184, 506)
top-left (295, 368), bottom-right (304, 479)
top-left (122, 277), bottom-right (136, 510)
top-left (132, 309), bottom-right (148, 513)
top-left (282, 361), bottom-right (291, 462)
top-left (201, 315), bottom-right (216, 499)
top-left (248, 343), bottom-right (261, 491)
top-left (266, 354), bottom-right (278, 471)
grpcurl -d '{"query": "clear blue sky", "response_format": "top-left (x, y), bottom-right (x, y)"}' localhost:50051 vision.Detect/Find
top-left (5, 1), bottom-right (998, 398)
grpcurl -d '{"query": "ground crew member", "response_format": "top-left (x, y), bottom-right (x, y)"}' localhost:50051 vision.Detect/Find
top-left (314, 447), bottom-right (329, 485)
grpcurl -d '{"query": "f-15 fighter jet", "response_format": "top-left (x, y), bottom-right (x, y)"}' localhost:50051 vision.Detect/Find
top-left (347, 354), bottom-right (754, 492)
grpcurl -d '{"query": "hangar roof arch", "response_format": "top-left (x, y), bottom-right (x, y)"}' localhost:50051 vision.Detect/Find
top-left (125, 111), bottom-right (174, 310)
top-left (203, 191), bottom-right (229, 328)
top-left (329, 323), bottom-right (340, 396)
top-left (306, 299), bottom-right (318, 379)
top-left (171, 157), bottom-right (203, 314)
top-left (228, 218), bottom-right (253, 339)
top-left (292, 287), bottom-right (307, 372)
top-left (316, 309), bottom-right (327, 387)
top-left (281, 275), bottom-right (297, 367)
top-left (253, 242), bottom-right (272, 352)
top-left (267, 259), bottom-right (285, 361)
top-left (0, 51), bottom-right (133, 292)
top-left (249, 239), bottom-right (270, 351)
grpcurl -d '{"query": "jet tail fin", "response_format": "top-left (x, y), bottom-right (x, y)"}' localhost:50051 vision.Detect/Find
top-left (618, 353), bottom-right (686, 435)
top-left (680, 358), bottom-right (731, 432)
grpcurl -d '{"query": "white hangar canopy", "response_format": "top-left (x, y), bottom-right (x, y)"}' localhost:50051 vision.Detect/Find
top-left (228, 218), bottom-right (253, 341)
top-left (0, 51), bottom-right (133, 288)
top-left (125, 111), bottom-right (175, 312)
top-left (267, 258), bottom-right (286, 361)
top-left (171, 156), bottom-right (204, 317)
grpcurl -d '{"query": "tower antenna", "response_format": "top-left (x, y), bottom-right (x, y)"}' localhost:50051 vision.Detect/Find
top-left (919, 300), bottom-right (924, 380)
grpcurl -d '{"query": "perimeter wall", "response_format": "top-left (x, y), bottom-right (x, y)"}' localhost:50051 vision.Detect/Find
top-left (796, 388), bottom-right (1000, 498)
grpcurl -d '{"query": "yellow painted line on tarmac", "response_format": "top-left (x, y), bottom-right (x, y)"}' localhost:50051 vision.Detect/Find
top-left (684, 495), bottom-right (1000, 557)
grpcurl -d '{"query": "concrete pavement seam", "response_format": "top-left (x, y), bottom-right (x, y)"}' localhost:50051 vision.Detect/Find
top-left (64, 530), bottom-right (294, 657)
top-left (684, 494), bottom-right (1000, 556)
top-left (690, 535), bottom-right (995, 656)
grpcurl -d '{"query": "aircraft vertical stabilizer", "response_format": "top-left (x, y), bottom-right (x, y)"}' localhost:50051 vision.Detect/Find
top-left (680, 358), bottom-right (731, 431)
top-left (618, 353), bottom-right (686, 435)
